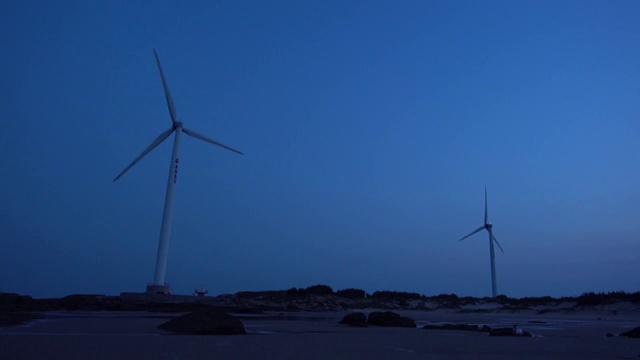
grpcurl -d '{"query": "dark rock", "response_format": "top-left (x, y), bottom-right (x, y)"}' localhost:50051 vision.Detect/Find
top-left (482, 325), bottom-right (492, 332)
top-left (158, 308), bottom-right (246, 335)
top-left (620, 326), bottom-right (640, 339)
top-left (489, 327), bottom-right (532, 337)
top-left (367, 311), bottom-right (416, 328)
top-left (606, 333), bottom-right (615, 337)
top-left (339, 312), bottom-right (367, 326)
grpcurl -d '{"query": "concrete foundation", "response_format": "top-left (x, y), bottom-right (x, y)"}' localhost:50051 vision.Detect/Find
top-left (146, 284), bottom-right (171, 295)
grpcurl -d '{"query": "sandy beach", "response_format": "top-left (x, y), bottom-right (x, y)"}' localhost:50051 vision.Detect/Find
top-left (2, 309), bottom-right (639, 359)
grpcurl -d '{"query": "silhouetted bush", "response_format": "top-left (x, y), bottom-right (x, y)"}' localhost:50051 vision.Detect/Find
top-left (575, 291), bottom-right (640, 306)
top-left (491, 295), bottom-right (566, 308)
top-left (302, 285), bottom-right (334, 295)
top-left (433, 294), bottom-right (459, 302)
top-left (235, 290), bottom-right (289, 300)
top-left (516, 291), bottom-right (640, 306)
top-left (369, 291), bottom-right (423, 300)
top-left (235, 285), bottom-right (334, 299)
top-left (517, 296), bottom-right (555, 306)
top-left (336, 288), bottom-right (366, 299)
top-left (575, 291), bottom-right (639, 306)
top-left (285, 288), bottom-right (299, 297)
top-left (576, 292), bottom-right (606, 306)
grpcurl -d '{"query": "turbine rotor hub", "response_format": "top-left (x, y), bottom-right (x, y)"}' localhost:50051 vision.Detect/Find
top-left (175, 121), bottom-right (183, 128)
top-left (485, 222), bottom-right (493, 229)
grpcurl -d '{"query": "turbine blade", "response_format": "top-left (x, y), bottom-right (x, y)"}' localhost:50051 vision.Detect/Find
top-left (113, 127), bottom-right (175, 182)
top-left (484, 186), bottom-right (488, 224)
top-left (459, 225), bottom-right (485, 242)
top-left (490, 229), bottom-right (504, 253)
top-left (182, 127), bottom-right (244, 155)
top-left (153, 49), bottom-right (178, 125)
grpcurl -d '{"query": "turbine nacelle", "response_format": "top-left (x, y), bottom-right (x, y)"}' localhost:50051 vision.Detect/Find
top-left (485, 222), bottom-right (493, 229)
top-left (174, 121), bottom-right (183, 128)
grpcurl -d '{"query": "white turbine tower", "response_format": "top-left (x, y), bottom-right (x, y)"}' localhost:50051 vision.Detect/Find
top-left (458, 187), bottom-right (504, 298)
top-left (114, 49), bottom-right (243, 294)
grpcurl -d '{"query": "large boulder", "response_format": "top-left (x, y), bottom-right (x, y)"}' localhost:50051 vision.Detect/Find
top-left (619, 326), bottom-right (640, 338)
top-left (339, 312), bottom-right (367, 327)
top-left (367, 311), bottom-right (416, 328)
top-left (158, 308), bottom-right (246, 335)
top-left (488, 327), bottom-right (532, 337)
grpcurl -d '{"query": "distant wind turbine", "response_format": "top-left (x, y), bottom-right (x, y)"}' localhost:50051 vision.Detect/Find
top-left (114, 49), bottom-right (243, 294)
top-left (458, 187), bottom-right (504, 298)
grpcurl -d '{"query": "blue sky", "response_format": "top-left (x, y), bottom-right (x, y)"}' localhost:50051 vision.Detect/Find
top-left (1, 0), bottom-right (639, 298)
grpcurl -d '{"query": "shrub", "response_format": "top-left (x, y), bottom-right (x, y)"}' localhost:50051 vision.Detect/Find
top-left (336, 288), bottom-right (366, 299)
top-left (302, 285), bottom-right (334, 295)
top-left (370, 291), bottom-right (422, 300)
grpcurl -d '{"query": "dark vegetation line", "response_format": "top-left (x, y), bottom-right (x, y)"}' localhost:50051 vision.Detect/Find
top-left (237, 285), bottom-right (640, 305)
top-left (1, 286), bottom-right (638, 316)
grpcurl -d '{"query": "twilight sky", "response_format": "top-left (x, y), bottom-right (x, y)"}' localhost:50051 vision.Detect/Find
top-left (1, 0), bottom-right (639, 299)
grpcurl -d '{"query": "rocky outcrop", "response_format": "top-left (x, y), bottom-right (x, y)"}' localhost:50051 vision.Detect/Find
top-left (488, 327), bottom-right (532, 337)
top-left (619, 326), bottom-right (640, 338)
top-left (338, 312), bottom-right (367, 327)
top-left (157, 308), bottom-right (246, 335)
top-left (367, 311), bottom-right (416, 328)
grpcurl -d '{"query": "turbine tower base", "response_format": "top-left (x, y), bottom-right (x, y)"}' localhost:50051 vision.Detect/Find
top-left (146, 283), bottom-right (171, 295)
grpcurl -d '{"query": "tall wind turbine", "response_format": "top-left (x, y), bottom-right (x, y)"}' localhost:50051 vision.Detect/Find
top-left (458, 187), bottom-right (504, 298)
top-left (114, 49), bottom-right (243, 294)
